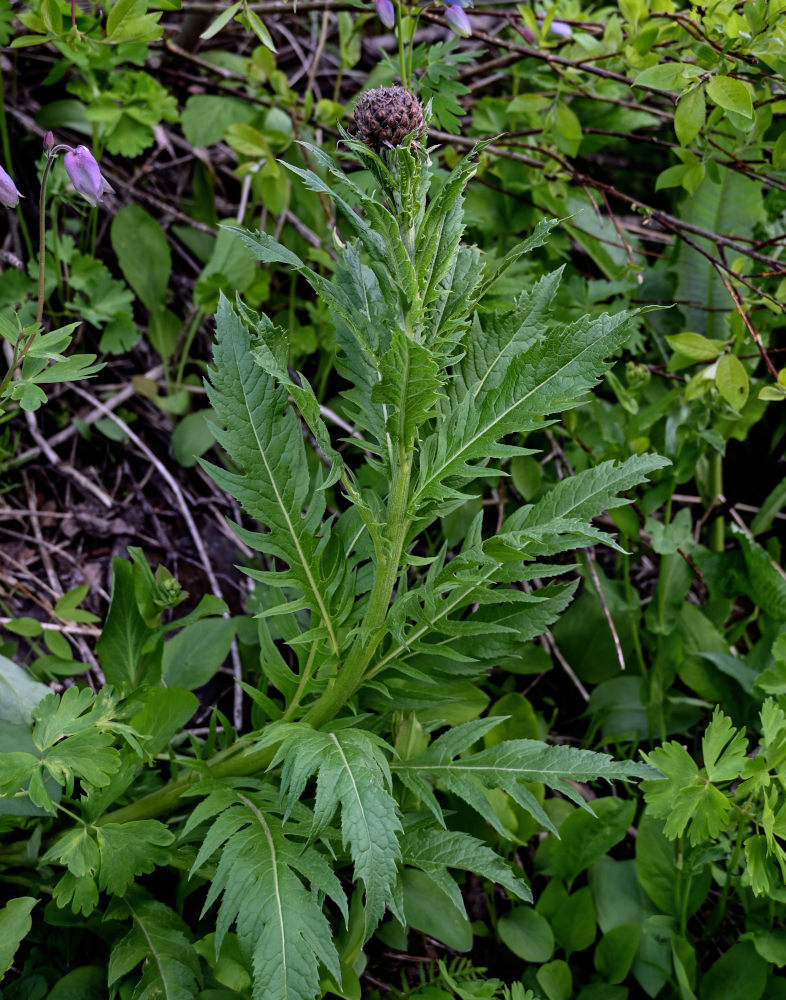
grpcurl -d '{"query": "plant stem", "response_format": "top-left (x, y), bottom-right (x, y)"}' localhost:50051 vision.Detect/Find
top-left (0, 65), bottom-right (32, 258)
top-left (36, 153), bottom-right (58, 325)
top-left (302, 444), bottom-right (413, 730)
top-left (709, 449), bottom-right (724, 552)
top-left (395, 1), bottom-right (408, 87)
top-left (705, 818), bottom-right (744, 936)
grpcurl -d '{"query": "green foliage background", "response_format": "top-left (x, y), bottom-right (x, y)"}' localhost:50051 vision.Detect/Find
top-left (0, 1), bottom-right (785, 999)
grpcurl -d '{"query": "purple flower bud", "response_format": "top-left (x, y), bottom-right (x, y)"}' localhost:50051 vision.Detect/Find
top-left (547, 19), bottom-right (572, 38)
top-left (445, 3), bottom-right (471, 36)
top-left (43, 131), bottom-right (55, 151)
top-left (63, 145), bottom-right (114, 207)
top-left (0, 164), bottom-right (20, 208)
top-left (375, 0), bottom-right (395, 29)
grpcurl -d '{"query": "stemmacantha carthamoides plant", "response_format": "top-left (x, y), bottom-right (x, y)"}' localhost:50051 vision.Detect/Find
top-left (0, 90), bottom-right (666, 1000)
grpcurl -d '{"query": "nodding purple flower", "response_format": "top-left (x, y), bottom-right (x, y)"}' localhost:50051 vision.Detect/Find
top-left (444, 3), bottom-right (472, 36)
top-left (63, 145), bottom-right (114, 207)
top-left (548, 20), bottom-right (572, 38)
top-left (375, 0), bottom-right (396, 29)
top-left (0, 164), bottom-right (21, 208)
top-left (521, 15), bottom-right (572, 43)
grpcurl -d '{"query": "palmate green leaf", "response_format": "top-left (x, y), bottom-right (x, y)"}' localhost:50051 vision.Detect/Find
top-left (394, 724), bottom-right (652, 837)
top-left (107, 890), bottom-right (201, 1000)
top-left (203, 296), bottom-right (344, 655)
top-left (264, 724), bottom-right (401, 938)
top-left (642, 708), bottom-right (749, 847)
top-left (400, 826), bottom-right (532, 918)
top-left (415, 308), bottom-right (640, 512)
top-left (641, 742), bottom-right (731, 846)
top-left (189, 789), bottom-right (344, 1000)
top-left (44, 819), bottom-right (174, 916)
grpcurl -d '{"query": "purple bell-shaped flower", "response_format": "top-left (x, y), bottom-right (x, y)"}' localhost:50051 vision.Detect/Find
top-left (444, 4), bottom-right (472, 37)
top-left (375, 0), bottom-right (396, 29)
top-left (63, 145), bottom-right (114, 206)
top-left (0, 164), bottom-right (21, 208)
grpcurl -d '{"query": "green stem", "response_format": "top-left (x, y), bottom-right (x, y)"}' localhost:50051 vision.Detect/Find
top-left (395, 1), bottom-right (408, 87)
top-left (0, 63), bottom-right (32, 258)
top-left (36, 153), bottom-right (58, 325)
top-left (705, 818), bottom-right (744, 936)
top-left (281, 639), bottom-right (320, 721)
top-left (302, 445), bottom-right (413, 730)
top-left (709, 450), bottom-right (724, 552)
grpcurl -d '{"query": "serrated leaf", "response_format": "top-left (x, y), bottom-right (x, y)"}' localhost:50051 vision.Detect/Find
top-left (203, 296), bottom-right (344, 655)
top-left (266, 725), bottom-right (401, 938)
top-left (371, 328), bottom-right (443, 445)
top-left (395, 736), bottom-right (652, 839)
top-left (400, 827), bottom-right (531, 916)
top-left (415, 309), bottom-right (639, 511)
top-left (107, 890), bottom-right (201, 999)
top-left (191, 791), bottom-right (343, 1000)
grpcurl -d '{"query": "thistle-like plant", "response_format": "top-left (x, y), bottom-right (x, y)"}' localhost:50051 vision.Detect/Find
top-left (0, 100), bottom-right (668, 1000)
top-left (183, 103), bottom-right (667, 996)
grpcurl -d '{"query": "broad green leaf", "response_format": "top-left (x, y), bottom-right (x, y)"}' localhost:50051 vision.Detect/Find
top-left (111, 204), bottom-right (171, 311)
top-left (96, 558), bottom-right (158, 692)
top-left (706, 75), bottom-right (753, 118)
top-left (536, 959), bottom-right (572, 1000)
top-left (666, 332), bottom-right (725, 361)
top-left (715, 353), bottom-right (749, 410)
top-left (499, 907), bottom-right (554, 962)
top-left (551, 798), bottom-right (636, 884)
top-left (399, 868), bottom-right (472, 952)
top-left (42, 965), bottom-right (105, 999)
top-left (0, 654), bottom-right (50, 724)
top-left (181, 95), bottom-right (257, 148)
top-left (674, 86), bottom-right (705, 145)
top-left (0, 897), bottom-right (37, 981)
top-left (162, 617), bottom-right (236, 690)
top-left (594, 924), bottom-right (641, 984)
top-left (634, 814), bottom-right (711, 918)
top-left (551, 886), bottom-right (596, 955)
top-left (633, 63), bottom-right (688, 91)
top-left (676, 168), bottom-right (762, 339)
top-left (700, 942), bottom-right (767, 1000)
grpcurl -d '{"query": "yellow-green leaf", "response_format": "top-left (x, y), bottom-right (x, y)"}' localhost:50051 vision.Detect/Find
top-left (706, 75), bottom-right (753, 119)
top-left (715, 353), bottom-right (749, 410)
top-left (674, 87), bottom-right (705, 146)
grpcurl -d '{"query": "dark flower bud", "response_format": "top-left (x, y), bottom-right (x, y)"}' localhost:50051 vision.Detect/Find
top-left (353, 86), bottom-right (426, 150)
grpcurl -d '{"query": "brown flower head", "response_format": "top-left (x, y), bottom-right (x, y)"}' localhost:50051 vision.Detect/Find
top-left (353, 86), bottom-right (426, 151)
